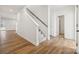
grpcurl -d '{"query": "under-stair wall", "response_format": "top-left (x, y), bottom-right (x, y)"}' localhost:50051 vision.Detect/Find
top-left (16, 9), bottom-right (40, 46)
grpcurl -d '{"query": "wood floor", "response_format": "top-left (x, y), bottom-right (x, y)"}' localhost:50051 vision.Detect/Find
top-left (0, 30), bottom-right (76, 54)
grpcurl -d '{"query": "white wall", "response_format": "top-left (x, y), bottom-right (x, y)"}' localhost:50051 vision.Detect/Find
top-left (77, 5), bottom-right (79, 53)
top-left (0, 16), bottom-right (1, 27)
top-left (0, 12), bottom-right (17, 19)
top-left (50, 6), bottom-right (75, 40)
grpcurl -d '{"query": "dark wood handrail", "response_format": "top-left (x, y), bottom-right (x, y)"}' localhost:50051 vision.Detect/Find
top-left (26, 8), bottom-right (48, 28)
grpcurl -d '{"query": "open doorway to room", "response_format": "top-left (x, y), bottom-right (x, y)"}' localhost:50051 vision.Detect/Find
top-left (0, 18), bottom-right (6, 30)
top-left (58, 15), bottom-right (64, 38)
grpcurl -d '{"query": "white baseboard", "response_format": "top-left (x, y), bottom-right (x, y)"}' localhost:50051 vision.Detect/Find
top-left (39, 37), bottom-right (47, 43)
top-left (76, 47), bottom-right (79, 54)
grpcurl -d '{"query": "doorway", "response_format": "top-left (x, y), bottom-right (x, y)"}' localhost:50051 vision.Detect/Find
top-left (0, 17), bottom-right (6, 30)
top-left (59, 15), bottom-right (64, 38)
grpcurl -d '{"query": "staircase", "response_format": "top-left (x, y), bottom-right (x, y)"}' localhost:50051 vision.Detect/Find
top-left (26, 8), bottom-right (48, 43)
top-left (16, 6), bottom-right (48, 46)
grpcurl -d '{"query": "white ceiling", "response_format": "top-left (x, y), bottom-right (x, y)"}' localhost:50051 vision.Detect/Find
top-left (0, 5), bottom-right (25, 19)
top-left (0, 5), bottom-right (25, 14)
top-left (50, 5), bottom-right (75, 12)
top-left (50, 5), bottom-right (74, 9)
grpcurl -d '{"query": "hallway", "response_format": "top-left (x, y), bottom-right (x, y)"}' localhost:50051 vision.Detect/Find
top-left (0, 30), bottom-right (76, 54)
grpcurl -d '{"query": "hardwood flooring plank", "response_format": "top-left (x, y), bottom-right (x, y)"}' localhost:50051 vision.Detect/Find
top-left (0, 30), bottom-right (76, 54)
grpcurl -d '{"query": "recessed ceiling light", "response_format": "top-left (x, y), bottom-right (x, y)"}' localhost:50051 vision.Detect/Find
top-left (9, 9), bottom-right (13, 12)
